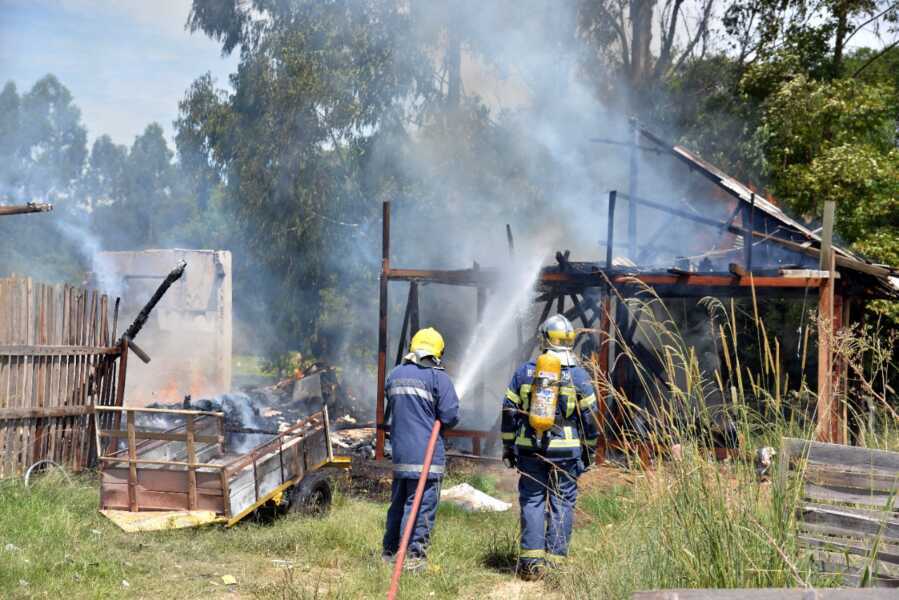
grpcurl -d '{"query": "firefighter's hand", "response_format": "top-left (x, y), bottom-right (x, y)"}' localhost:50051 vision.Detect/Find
top-left (502, 446), bottom-right (517, 469)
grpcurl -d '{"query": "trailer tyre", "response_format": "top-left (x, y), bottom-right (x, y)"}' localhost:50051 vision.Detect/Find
top-left (289, 471), bottom-right (333, 517)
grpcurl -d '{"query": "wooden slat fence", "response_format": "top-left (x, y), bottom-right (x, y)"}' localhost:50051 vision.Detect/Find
top-left (780, 437), bottom-right (899, 588)
top-left (0, 276), bottom-right (123, 478)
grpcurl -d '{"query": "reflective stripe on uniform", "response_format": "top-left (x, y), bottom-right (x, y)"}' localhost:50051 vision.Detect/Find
top-left (547, 426), bottom-right (580, 449)
top-left (561, 385), bottom-right (576, 417)
top-left (505, 389), bottom-right (521, 404)
top-left (393, 463), bottom-right (445, 474)
top-left (515, 433), bottom-right (534, 448)
top-left (547, 553), bottom-right (567, 563)
top-left (501, 432), bottom-right (515, 441)
top-left (578, 393), bottom-right (597, 409)
top-left (519, 384), bottom-right (532, 410)
top-left (386, 378), bottom-right (434, 404)
top-left (519, 548), bottom-right (545, 559)
top-left (547, 437), bottom-right (581, 448)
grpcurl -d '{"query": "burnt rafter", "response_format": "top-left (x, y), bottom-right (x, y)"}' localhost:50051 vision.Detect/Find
top-left (0, 202), bottom-right (53, 216)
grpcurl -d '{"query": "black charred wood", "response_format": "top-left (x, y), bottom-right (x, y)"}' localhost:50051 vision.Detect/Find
top-left (117, 260), bottom-right (186, 345)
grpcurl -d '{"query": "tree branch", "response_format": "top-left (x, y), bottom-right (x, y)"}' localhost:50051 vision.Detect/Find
top-left (844, 1), bottom-right (899, 47)
top-left (852, 37), bottom-right (899, 78)
top-left (669, 0), bottom-right (715, 77)
top-left (655, 0), bottom-right (686, 78)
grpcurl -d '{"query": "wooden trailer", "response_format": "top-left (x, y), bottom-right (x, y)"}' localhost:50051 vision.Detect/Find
top-left (96, 405), bottom-right (350, 531)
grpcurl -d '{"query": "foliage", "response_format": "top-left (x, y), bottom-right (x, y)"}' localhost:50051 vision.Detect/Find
top-left (178, 0), bottom-right (442, 360)
top-left (1, 1), bottom-right (897, 367)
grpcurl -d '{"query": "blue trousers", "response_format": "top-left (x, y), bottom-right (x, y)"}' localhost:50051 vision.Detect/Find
top-left (382, 477), bottom-right (441, 558)
top-left (518, 454), bottom-right (580, 562)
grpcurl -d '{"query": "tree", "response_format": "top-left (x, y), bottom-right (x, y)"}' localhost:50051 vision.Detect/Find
top-left (80, 135), bottom-right (128, 211)
top-left (577, 0), bottom-right (717, 107)
top-left (182, 0), bottom-right (439, 360)
top-left (752, 73), bottom-right (899, 317)
top-left (16, 75), bottom-right (88, 203)
top-left (91, 124), bottom-right (180, 250)
top-left (722, 0), bottom-right (898, 77)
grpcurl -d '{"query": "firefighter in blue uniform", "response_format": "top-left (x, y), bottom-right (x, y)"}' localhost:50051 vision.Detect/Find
top-left (502, 314), bottom-right (599, 580)
top-left (382, 327), bottom-right (460, 572)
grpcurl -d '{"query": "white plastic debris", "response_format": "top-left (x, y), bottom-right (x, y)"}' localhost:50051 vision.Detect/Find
top-left (440, 483), bottom-right (511, 512)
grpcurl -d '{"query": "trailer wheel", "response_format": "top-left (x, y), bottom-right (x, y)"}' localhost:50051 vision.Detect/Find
top-left (289, 471), bottom-right (333, 517)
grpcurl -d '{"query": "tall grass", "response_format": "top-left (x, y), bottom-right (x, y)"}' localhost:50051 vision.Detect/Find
top-left (551, 282), bottom-right (898, 597)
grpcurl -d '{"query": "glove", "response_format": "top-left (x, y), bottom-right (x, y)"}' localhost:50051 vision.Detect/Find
top-left (502, 446), bottom-right (517, 469)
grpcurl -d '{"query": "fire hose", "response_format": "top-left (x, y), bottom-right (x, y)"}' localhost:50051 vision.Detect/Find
top-left (386, 419), bottom-right (442, 600)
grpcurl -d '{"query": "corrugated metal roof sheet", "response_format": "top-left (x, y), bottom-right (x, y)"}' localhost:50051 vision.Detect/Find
top-left (639, 127), bottom-right (898, 285)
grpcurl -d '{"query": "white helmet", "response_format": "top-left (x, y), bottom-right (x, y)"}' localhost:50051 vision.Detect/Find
top-left (539, 314), bottom-right (577, 366)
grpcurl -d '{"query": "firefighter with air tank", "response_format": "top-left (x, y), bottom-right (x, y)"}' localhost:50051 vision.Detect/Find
top-left (501, 314), bottom-right (600, 581)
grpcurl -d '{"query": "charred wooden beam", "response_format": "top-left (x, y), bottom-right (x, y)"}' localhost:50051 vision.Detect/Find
top-left (0, 202), bottom-right (53, 216)
top-left (385, 267), bottom-right (498, 287)
top-left (117, 260), bottom-right (186, 345)
top-left (606, 191), bottom-right (617, 269)
top-left (125, 339), bottom-right (151, 364)
top-left (743, 193), bottom-right (755, 272)
top-left (628, 119), bottom-right (639, 260)
top-left (376, 201), bottom-right (390, 460)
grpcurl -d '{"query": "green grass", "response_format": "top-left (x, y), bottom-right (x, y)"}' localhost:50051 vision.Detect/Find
top-left (3, 294), bottom-right (894, 598)
top-left (0, 457), bottom-right (836, 600)
top-left (0, 470), bottom-right (531, 599)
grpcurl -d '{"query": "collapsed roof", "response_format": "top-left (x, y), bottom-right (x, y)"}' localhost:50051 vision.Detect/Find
top-left (637, 128), bottom-right (899, 299)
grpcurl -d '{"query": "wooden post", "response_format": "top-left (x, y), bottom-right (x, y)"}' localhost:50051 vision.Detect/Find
top-left (606, 191), bottom-right (617, 269)
top-left (394, 283), bottom-right (415, 366)
top-left (409, 281), bottom-right (420, 334)
top-left (816, 201), bottom-right (842, 443)
top-left (744, 194), bottom-right (755, 273)
top-left (506, 224), bottom-right (524, 365)
top-left (107, 339), bottom-right (129, 456)
top-left (186, 414), bottom-right (197, 510)
top-left (126, 410), bottom-right (138, 512)
top-left (595, 293), bottom-right (612, 465)
top-left (474, 262), bottom-right (486, 416)
top-left (628, 119), bottom-right (639, 261)
top-left (217, 413), bottom-right (225, 455)
top-left (375, 201), bottom-right (390, 460)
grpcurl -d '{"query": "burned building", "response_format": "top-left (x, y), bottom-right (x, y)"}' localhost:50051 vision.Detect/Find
top-left (98, 249), bottom-right (232, 406)
top-left (372, 127), bottom-right (899, 458)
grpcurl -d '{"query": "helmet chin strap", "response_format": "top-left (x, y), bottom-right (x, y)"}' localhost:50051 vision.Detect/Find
top-left (545, 348), bottom-right (577, 367)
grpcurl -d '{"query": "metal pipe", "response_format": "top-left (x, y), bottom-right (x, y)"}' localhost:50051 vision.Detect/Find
top-left (387, 419), bottom-right (442, 600)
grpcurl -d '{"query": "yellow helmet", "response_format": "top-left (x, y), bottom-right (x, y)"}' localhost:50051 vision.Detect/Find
top-left (409, 327), bottom-right (445, 361)
top-left (540, 314), bottom-right (575, 351)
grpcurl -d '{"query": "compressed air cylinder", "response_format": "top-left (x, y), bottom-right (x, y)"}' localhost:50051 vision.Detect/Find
top-left (529, 352), bottom-right (561, 436)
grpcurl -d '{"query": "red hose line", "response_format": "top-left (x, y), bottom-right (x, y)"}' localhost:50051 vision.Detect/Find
top-left (386, 419), bottom-right (442, 600)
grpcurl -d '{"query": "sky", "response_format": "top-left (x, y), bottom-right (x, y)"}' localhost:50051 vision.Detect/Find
top-left (0, 0), bottom-right (238, 146)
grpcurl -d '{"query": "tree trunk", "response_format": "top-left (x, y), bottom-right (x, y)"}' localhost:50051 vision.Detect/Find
top-left (832, 2), bottom-right (849, 77)
top-left (629, 0), bottom-right (656, 87)
top-left (446, 12), bottom-right (461, 110)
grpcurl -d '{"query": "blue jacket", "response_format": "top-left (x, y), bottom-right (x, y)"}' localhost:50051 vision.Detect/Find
top-left (501, 361), bottom-right (599, 460)
top-left (385, 361), bottom-right (460, 479)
